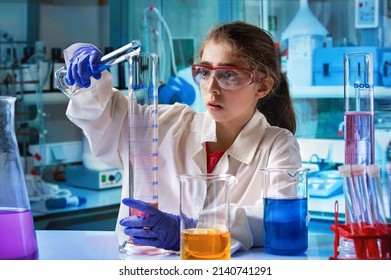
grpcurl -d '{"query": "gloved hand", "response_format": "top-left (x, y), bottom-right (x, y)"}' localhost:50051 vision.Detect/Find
top-left (66, 45), bottom-right (104, 88)
top-left (158, 76), bottom-right (196, 105)
top-left (120, 198), bottom-right (197, 251)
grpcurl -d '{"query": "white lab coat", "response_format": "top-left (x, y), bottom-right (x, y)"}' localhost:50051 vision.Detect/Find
top-left (63, 43), bottom-right (302, 254)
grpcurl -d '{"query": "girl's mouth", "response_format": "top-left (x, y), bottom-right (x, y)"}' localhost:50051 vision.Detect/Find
top-left (207, 102), bottom-right (223, 111)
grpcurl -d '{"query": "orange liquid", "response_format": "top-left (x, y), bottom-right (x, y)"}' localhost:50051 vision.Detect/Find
top-left (181, 228), bottom-right (230, 260)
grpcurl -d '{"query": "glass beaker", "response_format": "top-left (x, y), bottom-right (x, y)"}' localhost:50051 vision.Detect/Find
top-left (260, 167), bottom-right (310, 255)
top-left (0, 96), bottom-right (39, 260)
top-left (178, 174), bottom-right (237, 260)
top-left (118, 53), bottom-right (159, 258)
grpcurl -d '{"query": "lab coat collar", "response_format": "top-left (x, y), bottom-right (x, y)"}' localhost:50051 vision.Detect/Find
top-left (198, 110), bottom-right (267, 165)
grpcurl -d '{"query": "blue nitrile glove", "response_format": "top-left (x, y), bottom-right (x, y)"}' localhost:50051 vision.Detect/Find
top-left (120, 198), bottom-right (197, 251)
top-left (66, 45), bottom-right (103, 88)
top-left (158, 76), bottom-right (196, 105)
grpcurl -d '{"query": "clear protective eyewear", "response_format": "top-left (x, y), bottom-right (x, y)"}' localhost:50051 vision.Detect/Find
top-left (191, 64), bottom-right (264, 90)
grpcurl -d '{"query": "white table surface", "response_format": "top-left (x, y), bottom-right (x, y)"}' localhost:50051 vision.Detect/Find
top-left (36, 230), bottom-right (336, 260)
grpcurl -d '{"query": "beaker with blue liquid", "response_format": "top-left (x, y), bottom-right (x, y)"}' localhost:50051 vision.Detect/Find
top-left (0, 96), bottom-right (39, 260)
top-left (260, 167), bottom-right (310, 255)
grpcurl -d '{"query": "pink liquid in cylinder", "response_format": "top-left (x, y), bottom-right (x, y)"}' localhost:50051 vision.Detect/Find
top-left (0, 209), bottom-right (39, 260)
top-left (344, 112), bottom-right (374, 165)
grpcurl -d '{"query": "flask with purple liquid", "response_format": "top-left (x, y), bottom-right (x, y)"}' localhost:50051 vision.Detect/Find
top-left (0, 96), bottom-right (39, 260)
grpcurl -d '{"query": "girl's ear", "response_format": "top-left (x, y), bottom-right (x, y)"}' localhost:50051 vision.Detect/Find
top-left (255, 77), bottom-right (274, 99)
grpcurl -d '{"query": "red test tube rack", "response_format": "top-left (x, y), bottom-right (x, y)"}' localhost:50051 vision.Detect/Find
top-left (329, 201), bottom-right (391, 260)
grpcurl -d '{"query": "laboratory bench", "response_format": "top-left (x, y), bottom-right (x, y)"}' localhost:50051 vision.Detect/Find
top-left (30, 183), bottom-right (345, 233)
top-left (31, 185), bottom-right (121, 230)
top-left (30, 183), bottom-right (350, 233)
top-left (30, 183), bottom-right (342, 260)
top-left (35, 230), bottom-right (336, 260)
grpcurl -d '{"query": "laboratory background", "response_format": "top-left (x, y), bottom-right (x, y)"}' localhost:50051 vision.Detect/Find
top-left (0, 0), bottom-right (390, 243)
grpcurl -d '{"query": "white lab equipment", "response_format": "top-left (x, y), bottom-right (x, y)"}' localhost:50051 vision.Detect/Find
top-left (64, 134), bottom-right (124, 190)
top-left (281, 0), bottom-right (328, 86)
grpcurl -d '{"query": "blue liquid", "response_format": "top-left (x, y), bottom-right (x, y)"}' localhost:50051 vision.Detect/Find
top-left (264, 197), bottom-right (308, 255)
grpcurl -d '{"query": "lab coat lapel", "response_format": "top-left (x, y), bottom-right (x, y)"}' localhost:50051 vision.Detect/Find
top-left (227, 111), bottom-right (265, 164)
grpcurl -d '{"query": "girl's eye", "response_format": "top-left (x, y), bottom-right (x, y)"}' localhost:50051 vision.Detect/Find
top-left (200, 68), bottom-right (211, 78)
top-left (221, 70), bottom-right (238, 80)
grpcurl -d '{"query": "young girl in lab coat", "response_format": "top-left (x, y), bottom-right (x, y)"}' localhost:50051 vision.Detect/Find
top-left (63, 21), bottom-right (302, 253)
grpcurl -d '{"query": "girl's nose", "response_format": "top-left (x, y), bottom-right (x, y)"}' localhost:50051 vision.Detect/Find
top-left (206, 75), bottom-right (221, 95)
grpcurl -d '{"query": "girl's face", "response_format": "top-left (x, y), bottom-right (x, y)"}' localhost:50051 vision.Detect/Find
top-left (199, 42), bottom-right (268, 126)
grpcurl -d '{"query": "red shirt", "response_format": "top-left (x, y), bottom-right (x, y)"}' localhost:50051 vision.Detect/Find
top-left (206, 144), bottom-right (225, 173)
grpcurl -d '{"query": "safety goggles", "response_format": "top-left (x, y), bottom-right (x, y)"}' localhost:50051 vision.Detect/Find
top-left (191, 64), bottom-right (264, 90)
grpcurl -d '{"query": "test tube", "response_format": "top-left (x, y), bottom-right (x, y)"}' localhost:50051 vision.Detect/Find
top-left (351, 164), bottom-right (373, 226)
top-left (338, 165), bottom-right (363, 234)
top-left (366, 164), bottom-right (388, 231)
top-left (351, 164), bottom-right (380, 258)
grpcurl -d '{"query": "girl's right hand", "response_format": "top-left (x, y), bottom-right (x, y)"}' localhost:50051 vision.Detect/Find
top-left (66, 46), bottom-right (103, 88)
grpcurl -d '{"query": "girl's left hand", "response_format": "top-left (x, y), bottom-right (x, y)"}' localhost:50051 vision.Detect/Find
top-left (120, 198), bottom-right (181, 251)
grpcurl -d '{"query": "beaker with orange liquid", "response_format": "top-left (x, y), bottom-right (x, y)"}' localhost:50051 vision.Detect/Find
top-left (178, 174), bottom-right (237, 260)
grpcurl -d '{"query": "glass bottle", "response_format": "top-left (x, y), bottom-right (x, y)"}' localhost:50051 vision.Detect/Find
top-left (0, 96), bottom-right (39, 260)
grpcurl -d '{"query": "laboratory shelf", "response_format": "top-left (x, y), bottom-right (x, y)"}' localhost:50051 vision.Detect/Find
top-left (18, 86), bottom-right (391, 106)
top-left (291, 86), bottom-right (390, 99)
top-left (19, 91), bottom-right (68, 105)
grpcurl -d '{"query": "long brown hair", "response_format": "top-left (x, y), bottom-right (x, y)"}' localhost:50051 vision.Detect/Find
top-left (198, 21), bottom-right (296, 134)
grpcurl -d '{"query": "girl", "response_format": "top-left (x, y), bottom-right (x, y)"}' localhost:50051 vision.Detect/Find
top-left (63, 21), bottom-right (302, 253)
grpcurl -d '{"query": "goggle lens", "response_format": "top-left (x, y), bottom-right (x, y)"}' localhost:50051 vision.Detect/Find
top-left (192, 65), bottom-right (259, 90)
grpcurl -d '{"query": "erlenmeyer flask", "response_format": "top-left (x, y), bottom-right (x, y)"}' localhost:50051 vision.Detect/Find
top-left (0, 96), bottom-right (39, 260)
